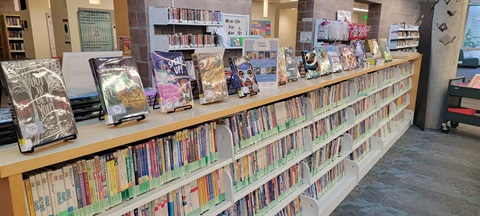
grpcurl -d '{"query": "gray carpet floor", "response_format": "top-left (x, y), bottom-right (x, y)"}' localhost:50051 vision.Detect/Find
top-left (331, 124), bottom-right (480, 216)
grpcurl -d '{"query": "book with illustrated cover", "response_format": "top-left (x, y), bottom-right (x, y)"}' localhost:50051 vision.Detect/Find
top-left (279, 47), bottom-right (300, 81)
top-left (192, 52), bottom-right (229, 104)
top-left (353, 41), bottom-right (367, 67)
top-left (301, 51), bottom-right (320, 79)
top-left (315, 45), bottom-right (333, 76)
top-left (230, 56), bottom-right (260, 97)
top-left (326, 45), bottom-right (343, 73)
top-left (150, 51), bottom-right (194, 113)
top-left (339, 45), bottom-right (351, 71)
top-left (368, 39), bottom-right (384, 60)
top-left (243, 38), bottom-right (279, 90)
top-left (379, 38), bottom-right (393, 62)
top-left (0, 59), bottom-right (78, 152)
top-left (277, 49), bottom-right (289, 84)
top-left (342, 45), bottom-right (359, 70)
top-left (89, 56), bottom-right (150, 125)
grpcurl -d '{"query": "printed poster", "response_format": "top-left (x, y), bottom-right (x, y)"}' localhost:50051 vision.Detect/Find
top-left (223, 14), bottom-right (249, 36)
top-left (78, 9), bottom-right (114, 51)
top-left (250, 20), bottom-right (271, 38)
top-left (118, 36), bottom-right (131, 55)
top-left (243, 38), bottom-right (279, 90)
top-left (300, 32), bottom-right (312, 43)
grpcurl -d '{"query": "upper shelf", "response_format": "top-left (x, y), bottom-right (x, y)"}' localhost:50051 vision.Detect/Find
top-left (0, 54), bottom-right (422, 178)
top-left (149, 7), bottom-right (222, 27)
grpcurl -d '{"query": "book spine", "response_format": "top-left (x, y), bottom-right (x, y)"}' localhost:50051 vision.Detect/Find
top-left (24, 179), bottom-right (35, 216)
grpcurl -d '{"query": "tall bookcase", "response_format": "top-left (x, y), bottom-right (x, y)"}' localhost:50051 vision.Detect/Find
top-left (0, 15), bottom-right (25, 60)
top-left (0, 55), bottom-right (422, 216)
top-left (388, 23), bottom-right (420, 52)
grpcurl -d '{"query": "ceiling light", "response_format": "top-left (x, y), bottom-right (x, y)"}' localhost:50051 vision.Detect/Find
top-left (264, 0), bottom-right (268, 18)
top-left (353, 8), bottom-right (368, 12)
top-left (290, 0), bottom-right (299, 1)
top-left (89, 0), bottom-right (101, 5)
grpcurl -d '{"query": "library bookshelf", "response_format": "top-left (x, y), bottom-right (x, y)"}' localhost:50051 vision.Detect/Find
top-left (0, 54), bottom-right (422, 216)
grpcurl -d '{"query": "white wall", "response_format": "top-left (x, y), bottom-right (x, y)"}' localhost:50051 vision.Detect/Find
top-left (278, 8), bottom-right (297, 49)
top-left (28, 0), bottom-right (52, 58)
top-left (51, 0), bottom-right (70, 57)
top-left (251, 1), bottom-right (276, 37)
top-left (65, 0), bottom-right (114, 52)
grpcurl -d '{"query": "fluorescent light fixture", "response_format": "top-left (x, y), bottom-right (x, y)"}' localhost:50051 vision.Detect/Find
top-left (89, 0), bottom-right (101, 5)
top-left (290, 0), bottom-right (299, 1)
top-left (353, 8), bottom-right (368, 12)
top-left (264, 0), bottom-right (268, 18)
top-left (14, 0), bottom-right (19, 11)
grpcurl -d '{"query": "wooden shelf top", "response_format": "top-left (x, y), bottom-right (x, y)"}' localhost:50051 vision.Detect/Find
top-left (0, 54), bottom-right (422, 178)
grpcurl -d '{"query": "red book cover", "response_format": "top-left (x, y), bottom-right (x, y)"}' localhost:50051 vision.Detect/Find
top-left (448, 108), bottom-right (476, 115)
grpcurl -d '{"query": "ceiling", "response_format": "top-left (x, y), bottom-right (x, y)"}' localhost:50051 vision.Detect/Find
top-left (252, 0), bottom-right (298, 4)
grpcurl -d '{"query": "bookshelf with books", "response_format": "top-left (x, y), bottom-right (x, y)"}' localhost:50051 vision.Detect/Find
top-left (388, 22), bottom-right (420, 52)
top-left (0, 54), bottom-right (421, 216)
top-left (0, 15), bottom-right (25, 59)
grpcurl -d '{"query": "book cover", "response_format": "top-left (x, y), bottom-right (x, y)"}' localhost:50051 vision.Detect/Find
top-left (192, 52), bottom-right (229, 104)
top-left (89, 56), bottom-right (150, 125)
top-left (353, 41), bottom-right (367, 67)
top-left (468, 74), bottom-right (480, 88)
top-left (326, 45), bottom-right (343, 73)
top-left (379, 38), bottom-right (393, 62)
top-left (280, 47), bottom-right (300, 81)
top-left (150, 51), bottom-right (194, 113)
top-left (277, 48), bottom-right (289, 84)
top-left (368, 39), bottom-right (384, 60)
top-left (231, 56), bottom-right (260, 97)
top-left (302, 51), bottom-right (320, 79)
top-left (0, 59), bottom-right (78, 153)
top-left (315, 46), bottom-right (333, 76)
top-left (243, 38), bottom-right (279, 90)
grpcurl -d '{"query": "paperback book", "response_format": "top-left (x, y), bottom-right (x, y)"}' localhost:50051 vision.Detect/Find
top-left (243, 38), bottom-right (279, 90)
top-left (89, 56), bottom-right (150, 125)
top-left (368, 39), bottom-right (384, 60)
top-left (326, 45), bottom-right (343, 73)
top-left (278, 47), bottom-right (300, 82)
top-left (379, 38), bottom-right (393, 62)
top-left (352, 40), bottom-right (367, 67)
top-left (342, 45), bottom-right (359, 70)
top-left (0, 59), bottom-right (78, 152)
top-left (192, 52), bottom-right (229, 104)
top-left (302, 51), bottom-right (320, 79)
top-left (229, 56), bottom-right (260, 97)
top-left (150, 51), bottom-right (194, 113)
top-left (315, 45), bottom-right (333, 76)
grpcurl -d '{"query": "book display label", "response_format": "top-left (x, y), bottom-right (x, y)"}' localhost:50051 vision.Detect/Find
top-left (243, 38), bottom-right (280, 90)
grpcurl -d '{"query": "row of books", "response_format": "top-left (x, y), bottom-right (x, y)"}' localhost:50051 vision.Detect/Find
top-left (304, 136), bottom-right (344, 176)
top-left (228, 164), bottom-right (303, 216)
top-left (69, 93), bottom-right (101, 122)
top-left (397, 31), bottom-right (419, 38)
top-left (231, 130), bottom-right (305, 192)
top-left (121, 169), bottom-right (226, 216)
top-left (395, 94), bottom-right (408, 109)
top-left (22, 122), bottom-right (219, 216)
top-left (166, 7), bottom-right (222, 24)
top-left (274, 197), bottom-right (302, 216)
top-left (378, 86), bottom-right (394, 104)
top-left (307, 108), bottom-right (348, 144)
top-left (393, 40), bottom-right (418, 48)
top-left (350, 94), bottom-right (376, 118)
top-left (375, 121), bottom-right (392, 138)
top-left (5, 16), bottom-right (20, 26)
top-left (351, 71), bottom-right (380, 96)
top-left (0, 107), bottom-right (15, 145)
top-left (349, 140), bottom-right (371, 162)
top-left (307, 80), bottom-right (350, 116)
top-left (166, 34), bottom-right (218, 49)
top-left (9, 42), bottom-right (24, 50)
top-left (221, 96), bottom-right (306, 153)
top-left (376, 103), bottom-right (393, 123)
top-left (379, 66), bottom-right (399, 86)
top-left (348, 115), bottom-right (376, 143)
top-left (303, 160), bottom-right (345, 200)
top-left (394, 110), bottom-right (405, 122)
top-left (8, 30), bottom-right (22, 38)
top-left (396, 77), bottom-right (410, 93)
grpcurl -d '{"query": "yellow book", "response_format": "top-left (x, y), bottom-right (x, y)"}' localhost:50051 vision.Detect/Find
top-left (24, 179), bottom-right (35, 216)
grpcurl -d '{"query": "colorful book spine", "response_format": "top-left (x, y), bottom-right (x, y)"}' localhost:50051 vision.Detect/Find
top-left (303, 160), bottom-right (345, 200)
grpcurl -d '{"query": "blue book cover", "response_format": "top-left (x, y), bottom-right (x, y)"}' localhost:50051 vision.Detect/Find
top-left (326, 45), bottom-right (343, 73)
top-left (243, 38), bottom-right (279, 90)
top-left (230, 56), bottom-right (260, 97)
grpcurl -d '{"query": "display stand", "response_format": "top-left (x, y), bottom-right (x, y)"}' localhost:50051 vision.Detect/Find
top-left (22, 134), bottom-right (78, 153)
top-left (97, 106), bottom-right (146, 126)
top-left (151, 92), bottom-right (193, 113)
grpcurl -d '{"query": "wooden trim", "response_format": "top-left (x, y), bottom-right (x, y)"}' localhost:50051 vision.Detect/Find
top-left (0, 54), bottom-right (422, 178)
top-left (0, 174), bottom-right (27, 216)
top-left (407, 55), bottom-right (422, 111)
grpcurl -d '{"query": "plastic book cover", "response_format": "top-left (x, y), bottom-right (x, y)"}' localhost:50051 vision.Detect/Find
top-left (379, 38), bottom-right (393, 62)
top-left (0, 59), bottom-right (78, 152)
top-left (243, 38), bottom-right (279, 90)
top-left (315, 46), bottom-right (333, 76)
top-left (347, 46), bottom-right (359, 69)
top-left (192, 52), bottom-right (229, 104)
top-left (368, 39), bottom-right (384, 60)
top-left (326, 45), bottom-right (343, 72)
top-left (353, 41), bottom-right (367, 66)
top-left (277, 48), bottom-right (289, 84)
top-left (0, 107), bottom-right (12, 124)
top-left (281, 47), bottom-right (301, 80)
top-left (231, 56), bottom-right (260, 97)
top-left (301, 51), bottom-right (320, 79)
top-left (89, 56), bottom-right (150, 125)
top-left (150, 51), bottom-right (194, 113)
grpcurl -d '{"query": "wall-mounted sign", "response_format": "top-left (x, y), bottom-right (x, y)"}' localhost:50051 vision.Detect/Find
top-left (78, 9), bottom-right (114, 51)
top-left (222, 13), bottom-right (250, 36)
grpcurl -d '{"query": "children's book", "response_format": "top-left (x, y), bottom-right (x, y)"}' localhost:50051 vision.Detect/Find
top-left (301, 51), bottom-right (320, 79)
top-left (378, 38), bottom-right (393, 62)
top-left (314, 45), bottom-right (333, 76)
top-left (368, 39), bottom-right (384, 60)
top-left (229, 56), bottom-right (260, 97)
top-left (192, 52), bottom-right (229, 104)
top-left (279, 47), bottom-right (300, 82)
top-left (89, 56), bottom-right (150, 125)
top-left (342, 45), bottom-right (359, 70)
top-left (243, 38), bottom-right (279, 90)
top-left (0, 59), bottom-right (78, 152)
top-left (339, 45), bottom-right (351, 71)
top-left (352, 41), bottom-right (367, 67)
top-left (326, 45), bottom-right (343, 73)
top-left (150, 51), bottom-right (194, 113)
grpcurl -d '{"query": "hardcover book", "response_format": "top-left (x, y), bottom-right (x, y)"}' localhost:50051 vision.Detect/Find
top-left (243, 38), bottom-right (279, 90)
top-left (353, 41), bottom-right (367, 67)
top-left (342, 45), bottom-right (359, 70)
top-left (192, 52), bottom-right (229, 104)
top-left (230, 56), bottom-right (260, 97)
top-left (379, 38), bottom-right (393, 62)
top-left (279, 47), bottom-right (300, 81)
top-left (368, 39), bottom-right (384, 60)
top-left (301, 51), bottom-right (320, 79)
top-left (326, 45), bottom-right (343, 73)
top-left (89, 56), bottom-right (150, 125)
top-left (315, 45), bottom-right (333, 76)
top-left (150, 51), bottom-right (194, 113)
top-left (0, 59), bottom-right (78, 152)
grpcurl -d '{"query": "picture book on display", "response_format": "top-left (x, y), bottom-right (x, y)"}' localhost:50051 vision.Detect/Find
top-left (368, 39), bottom-right (384, 60)
top-left (150, 51), bottom-right (194, 113)
top-left (192, 52), bottom-right (229, 104)
top-left (0, 59), bottom-right (78, 152)
top-left (229, 56), bottom-right (260, 97)
top-left (89, 56), bottom-right (150, 125)
top-left (279, 47), bottom-right (301, 81)
top-left (326, 45), bottom-right (343, 72)
top-left (243, 38), bottom-right (279, 90)
top-left (379, 38), bottom-right (393, 62)
top-left (353, 40), bottom-right (367, 67)
top-left (277, 50), bottom-right (289, 84)
top-left (302, 51), bottom-right (320, 79)
top-left (342, 45), bottom-right (359, 70)
top-left (315, 45), bottom-right (333, 76)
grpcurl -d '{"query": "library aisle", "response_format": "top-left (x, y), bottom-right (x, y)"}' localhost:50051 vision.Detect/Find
top-left (332, 125), bottom-right (480, 216)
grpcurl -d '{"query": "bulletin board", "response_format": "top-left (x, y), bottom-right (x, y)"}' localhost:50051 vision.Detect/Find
top-left (250, 20), bottom-right (271, 38)
top-left (78, 9), bottom-right (115, 51)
